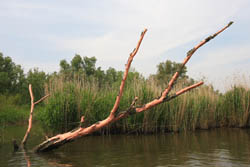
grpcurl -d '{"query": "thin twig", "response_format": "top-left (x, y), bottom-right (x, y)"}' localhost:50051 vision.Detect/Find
top-left (136, 22), bottom-right (233, 113)
top-left (34, 94), bottom-right (50, 105)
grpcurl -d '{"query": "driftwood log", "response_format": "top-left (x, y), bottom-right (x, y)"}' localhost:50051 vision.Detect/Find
top-left (21, 22), bottom-right (232, 153)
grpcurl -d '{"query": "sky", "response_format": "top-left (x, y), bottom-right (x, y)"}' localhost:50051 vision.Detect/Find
top-left (0, 0), bottom-right (249, 92)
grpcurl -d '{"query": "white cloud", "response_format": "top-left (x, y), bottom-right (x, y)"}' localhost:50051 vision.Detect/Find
top-left (0, 0), bottom-right (249, 90)
top-left (52, 0), bottom-right (246, 76)
top-left (187, 43), bottom-right (250, 92)
top-left (189, 44), bottom-right (250, 69)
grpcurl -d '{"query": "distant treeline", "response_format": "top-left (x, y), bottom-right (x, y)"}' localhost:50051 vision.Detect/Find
top-left (1, 52), bottom-right (249, 134)
top-left (0, 52), bottom-right (191, 104)
top-left (0, 51), bottom-right (191, 126)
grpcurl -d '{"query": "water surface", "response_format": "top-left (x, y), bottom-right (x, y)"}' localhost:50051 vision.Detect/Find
top-left (1, 125), bottom-right (250, 167)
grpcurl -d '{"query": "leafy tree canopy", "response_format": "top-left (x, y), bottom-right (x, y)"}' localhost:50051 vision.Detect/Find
top-left (0, 52), bottom-right (25, 94)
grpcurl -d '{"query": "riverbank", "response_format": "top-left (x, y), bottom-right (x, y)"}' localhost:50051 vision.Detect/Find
top-left (0, 95), bottom-right (44, 126)
top-left (1, 81), bottom-right (249, 135)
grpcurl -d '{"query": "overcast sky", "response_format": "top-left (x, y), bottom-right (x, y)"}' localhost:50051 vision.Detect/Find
top-left (0, 0), bottom-right (249, 92)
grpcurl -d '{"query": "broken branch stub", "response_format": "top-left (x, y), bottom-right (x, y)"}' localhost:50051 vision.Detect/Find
top-left (110, 29), bottom-right (147, 117)
top-left (34, 22), bottom-right (233, 153)
top-left (21, 84), bottom-right (50, 149)
top-left (135, 21), bottom-right (233, 113)
top-left (34, 29), bottom-right (148, 153)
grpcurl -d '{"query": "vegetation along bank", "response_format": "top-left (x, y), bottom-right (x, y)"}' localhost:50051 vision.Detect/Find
top-left (0, 52), bottom-right (249, 134)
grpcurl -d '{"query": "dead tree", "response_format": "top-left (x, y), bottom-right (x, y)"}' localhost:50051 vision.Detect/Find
top-left (20, 84), bottom-right (50, 149)
top-left (34, 22), bottom-right (233, 153)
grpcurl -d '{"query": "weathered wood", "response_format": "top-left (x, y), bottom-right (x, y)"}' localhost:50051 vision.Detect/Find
top-left (34, 29), bottom-right (148, 152)
top-left (34, 22), bottom-right (233, 153)
top-left (20, 84), bottom-right (49, 149)
top-left (110, 29), bottom-right (148, 117)
top-left (135, 22), bottom-right (233, 113)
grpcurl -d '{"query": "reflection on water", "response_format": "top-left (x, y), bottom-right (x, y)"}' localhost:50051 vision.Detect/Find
top-left (1, 125), bottom-right (250, 167)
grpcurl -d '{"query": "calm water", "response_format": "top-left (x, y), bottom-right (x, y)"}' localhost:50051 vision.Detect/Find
top-left (1, 125), bottom-right (250, 167)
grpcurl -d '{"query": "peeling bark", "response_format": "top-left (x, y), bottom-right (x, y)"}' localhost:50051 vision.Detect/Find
top-left (34, 22), bottom-right (233, 153)
top-left (20, 84), bottom-right (50, 149)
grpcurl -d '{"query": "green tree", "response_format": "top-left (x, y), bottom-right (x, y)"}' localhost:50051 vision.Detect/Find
top-left (60, 59), bottom-right (70, 73)
top-left (71, 54), bottom-right (83, 73)
top-left (26, 68), bottom-right (47, 100)
top-left (155, 60), bottom-right (188, 83)
top-left (94, 67), bottom-right (105, 86)
top-left (83, 56), bottom-right (97, 76)
top-left (105, 67), bottom-right (122, 84)
top-left (0, 52), bottom-right (25, 94)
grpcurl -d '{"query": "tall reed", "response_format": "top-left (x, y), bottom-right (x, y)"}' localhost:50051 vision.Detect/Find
top-left (38, 74), bottom-right (250, 134)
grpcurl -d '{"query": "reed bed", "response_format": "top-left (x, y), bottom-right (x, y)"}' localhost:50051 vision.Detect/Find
top-left (38, 74), bottom-right (250, 134)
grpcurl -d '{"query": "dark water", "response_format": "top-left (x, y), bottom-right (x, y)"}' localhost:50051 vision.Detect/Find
top-left (1, 125), bottom-right (250, 167)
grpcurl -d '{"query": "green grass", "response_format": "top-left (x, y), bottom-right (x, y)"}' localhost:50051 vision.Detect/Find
top-left (0, 94), bottom-right (44, 125)
top-left (1, 75), bottom-right (250, 135)
top-left (0, 95), bottom-right (28, 124)
top-left (35, 74), bottom-right (250, 135)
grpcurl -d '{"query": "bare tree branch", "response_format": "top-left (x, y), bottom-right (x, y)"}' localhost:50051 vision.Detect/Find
top-left (34, 22), bottom-right (233, 153)
top-left (34, 29), bottom-right (147, 152)
top-left (21, 84), bottom-right (50, 148)
top-left (135, 22), bottom-right (233, 113)
top-left (34, 94), bottom-right (50, 105)
top-left (110, 29), bottom-right (147, 117)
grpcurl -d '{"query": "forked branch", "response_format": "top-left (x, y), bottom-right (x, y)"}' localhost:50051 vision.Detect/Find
top-left (34, 29), bottom-right (148, 152)
top-left (135, 21), bottom-right (233, 113)
top-left (110, 29), bottom-right (147, 117)
top-left (34, 22), bottom-right (233, 153)
top-left (21, 84), bottom-right (50, 148)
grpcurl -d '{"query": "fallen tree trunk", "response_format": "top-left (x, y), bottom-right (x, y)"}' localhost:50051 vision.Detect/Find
top-left (34, 22), bottom-right (233, 153)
